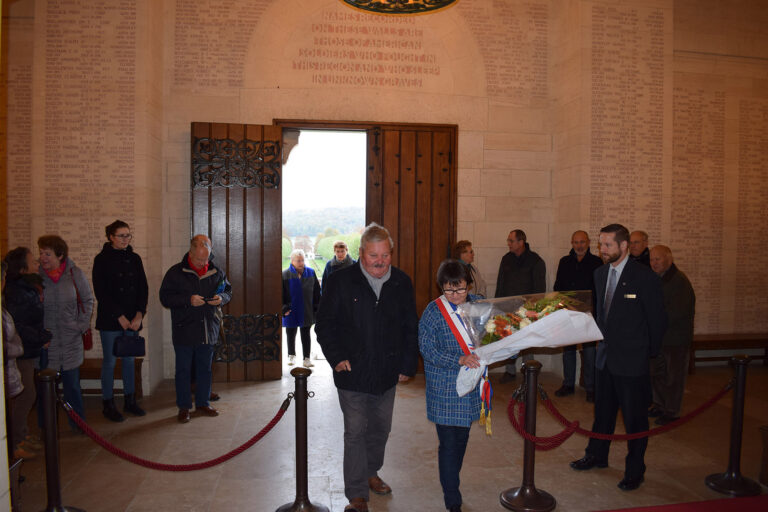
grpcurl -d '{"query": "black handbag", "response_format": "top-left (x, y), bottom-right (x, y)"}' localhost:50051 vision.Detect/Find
top-left (113, 331), bottom-right (146, 357)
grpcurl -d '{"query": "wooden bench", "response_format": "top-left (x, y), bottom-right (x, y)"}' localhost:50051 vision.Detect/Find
top-left (688, 333), bottom-right (768, 374)
top-left (80, 358), bottom-right (144, 399)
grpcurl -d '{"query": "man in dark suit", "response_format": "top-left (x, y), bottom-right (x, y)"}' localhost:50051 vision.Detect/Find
top-left (570, 223), bottom-right (667, 491)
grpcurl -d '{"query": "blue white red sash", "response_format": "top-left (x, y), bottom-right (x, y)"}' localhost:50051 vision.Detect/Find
top-left (434, 295), bottom-right (474, 355)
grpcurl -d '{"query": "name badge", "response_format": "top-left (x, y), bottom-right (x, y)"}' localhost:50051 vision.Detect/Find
top-left (624, 294), bottom-right (637, 299)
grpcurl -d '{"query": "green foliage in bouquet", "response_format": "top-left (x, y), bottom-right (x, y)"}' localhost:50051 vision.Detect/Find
top-left (480, 292), bottom-right (580, 346)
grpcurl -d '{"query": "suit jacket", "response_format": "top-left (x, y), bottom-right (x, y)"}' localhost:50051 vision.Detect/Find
top-left (594, 258), bottom-right (667, 377)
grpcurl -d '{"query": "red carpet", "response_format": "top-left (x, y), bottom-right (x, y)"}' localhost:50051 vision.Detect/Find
top-left (596, 494), bottom-right (767, 512)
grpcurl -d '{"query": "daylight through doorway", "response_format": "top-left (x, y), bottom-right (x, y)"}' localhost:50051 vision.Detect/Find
top-left (281, 130), bottom-right (367, 370)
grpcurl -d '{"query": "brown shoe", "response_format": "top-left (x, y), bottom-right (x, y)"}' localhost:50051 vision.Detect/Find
top-left (210, 392), bottom-right (220, 401)
top-left (196, 405), bottom-right (219, 417)
top-left (368, 475), bottom-right (392, 495)
top-left (344, 498), bottom-right (368, 512)
top-left (177, 409), bottom-right (190, 423)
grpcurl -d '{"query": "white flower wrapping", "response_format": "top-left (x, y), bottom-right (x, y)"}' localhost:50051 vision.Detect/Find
top-left (455, 295), bottom-right (604, 397)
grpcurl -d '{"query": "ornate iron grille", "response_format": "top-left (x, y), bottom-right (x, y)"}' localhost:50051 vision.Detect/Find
top-left (214, 313), bottom-right (281, 363)
top-left (340, 0), bottom-right (459, 15)
top-left (192, 137), bottom-right (281, 189)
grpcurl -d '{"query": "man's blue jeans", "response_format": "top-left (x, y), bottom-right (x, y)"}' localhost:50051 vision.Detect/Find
top-left (174, 344), bottom-right (214, 409)
top-left (99, 330), bottom-right (137, 399)
top-left (436, 424), bottom-right (471, 509)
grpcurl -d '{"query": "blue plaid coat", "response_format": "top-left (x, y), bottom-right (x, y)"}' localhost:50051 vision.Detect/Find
top-left (419, 296), bottom-right (482, 427)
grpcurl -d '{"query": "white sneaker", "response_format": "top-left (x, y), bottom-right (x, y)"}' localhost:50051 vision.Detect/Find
top-left (288, 355), bottom-right (295, 366)
top-left (303, 357), bottom-right (314, 368)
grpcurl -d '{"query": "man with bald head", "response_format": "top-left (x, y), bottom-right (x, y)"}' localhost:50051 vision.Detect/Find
top-left (160, 235), bottom-right (232, 423)
top-left (629, 231), bottom-right (650, 267)
top-left (648, 245), bottom-right (695, 425)
top-left (553, 230), bottom-right (603, 401)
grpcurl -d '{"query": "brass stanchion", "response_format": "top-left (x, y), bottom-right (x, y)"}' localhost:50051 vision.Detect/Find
top-left (705, 355), bottom-right (761, 496)
top-left (38, 368), bottom-right (85, 512)
top-left (276, 367), bottom-right (329, 512)
top-left (500, 360), bottom-right (556, 512)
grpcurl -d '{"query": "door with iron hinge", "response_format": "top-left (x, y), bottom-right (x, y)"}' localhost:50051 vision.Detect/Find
top-left (191, 122), bottom-right (282, 381)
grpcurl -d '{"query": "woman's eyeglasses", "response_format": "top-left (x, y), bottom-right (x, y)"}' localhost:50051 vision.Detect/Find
top-left (443, 287), bottom-right (467, 296)
top-left (114, 234), bottom-right (133, 240)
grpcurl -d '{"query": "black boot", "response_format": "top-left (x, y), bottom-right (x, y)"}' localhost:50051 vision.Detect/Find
top-left (124, 393), bottom-right (146, 416)
top-left (102, 398), bottom-right (125, 422)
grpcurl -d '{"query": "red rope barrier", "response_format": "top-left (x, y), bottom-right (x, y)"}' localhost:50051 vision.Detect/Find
top-left (63, 398), bottom-right (291, 471)
top-left (507, 380), bottom-right (733, 450)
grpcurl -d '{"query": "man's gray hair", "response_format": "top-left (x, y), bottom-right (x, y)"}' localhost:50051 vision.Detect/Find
top-left (289, 248), bottom-right (306, 260)
top-left (360, 222), bottom-right (394, 250)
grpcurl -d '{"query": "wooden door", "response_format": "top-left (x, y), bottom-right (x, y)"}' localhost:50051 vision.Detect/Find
top-left (191, 122), bottom-right (282, 381)
top-left (366, 125), bottom-right (457, 315)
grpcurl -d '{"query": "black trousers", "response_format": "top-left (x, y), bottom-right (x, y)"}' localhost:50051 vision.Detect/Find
top-left (585, 366), bottom-right (651, 480)
top-left (285, 326), bottom-right (311, 358)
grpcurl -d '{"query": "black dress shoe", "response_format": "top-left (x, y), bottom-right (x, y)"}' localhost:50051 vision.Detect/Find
top-left (570, 455), bottom-right (608, 471)
top-left (618, 475), bottom-right (644, 491)
top-left (655, 415), bottom-right (679, 425)
top-left (647, 406), bottom-right (663, 417)
top-left (554, 385), bottom-right (575, 397)
top-left (585, 391), bottom-right (595, 403)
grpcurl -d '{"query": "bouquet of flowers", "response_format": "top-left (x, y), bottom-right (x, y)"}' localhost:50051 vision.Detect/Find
top-left (455, 291), bottom-right (602, 397)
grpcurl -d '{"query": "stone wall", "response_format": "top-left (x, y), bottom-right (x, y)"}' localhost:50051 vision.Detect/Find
top-left (2, 0), bottom-right (767, 388)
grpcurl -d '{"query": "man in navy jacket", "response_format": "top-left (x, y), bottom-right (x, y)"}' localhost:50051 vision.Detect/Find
top-left (315, 223), bottom-right (418, 512)
top-left (159, 235), bottom-right (232, 424)
top-left (570, 223), bottom-right (666, 491)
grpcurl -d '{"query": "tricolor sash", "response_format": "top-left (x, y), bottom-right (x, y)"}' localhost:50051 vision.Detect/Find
top-left (434, 296), bottom-right (494, 435)
top-left (434, 295), bottom-right (474, 355)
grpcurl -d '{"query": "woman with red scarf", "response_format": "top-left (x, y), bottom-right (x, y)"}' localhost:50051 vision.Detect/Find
top-left (38, 235), bottom-right (93, 432)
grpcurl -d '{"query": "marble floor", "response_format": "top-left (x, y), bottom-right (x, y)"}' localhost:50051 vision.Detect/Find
top-left (15, 356), bottom-right (768, 512)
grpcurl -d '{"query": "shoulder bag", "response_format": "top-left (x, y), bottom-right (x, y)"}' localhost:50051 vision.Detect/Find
top-left (70, 268), bottom-right (93, 351)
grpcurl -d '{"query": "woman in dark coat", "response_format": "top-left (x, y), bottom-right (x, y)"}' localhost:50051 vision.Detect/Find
top-left (3, 247), bottom-right (51, 458)
top-left (92, 220), bottom-right (148, 421)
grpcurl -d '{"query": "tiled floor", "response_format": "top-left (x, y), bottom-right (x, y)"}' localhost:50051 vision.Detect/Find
top-left (15, 358), bottom-right (767, 511)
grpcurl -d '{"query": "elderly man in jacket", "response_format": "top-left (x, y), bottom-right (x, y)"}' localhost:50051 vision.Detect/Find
top-left (315, 223), bottom-right (419, 512)
top-left (160, 235), bottom-right (232, 423)
top-left (648, 245), bottom-right (695, 425)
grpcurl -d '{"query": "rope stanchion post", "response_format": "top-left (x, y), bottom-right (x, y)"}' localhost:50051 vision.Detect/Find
top-left (500, 360), bottom-right (556, 512)
top-left (276, 367), bottom-right (329, 512)
top-left (38, 368), bottom-right (86, 512)
top-left (705, 355), bottom-right (761, 496)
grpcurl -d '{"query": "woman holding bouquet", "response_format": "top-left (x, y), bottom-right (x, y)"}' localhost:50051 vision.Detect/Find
top-left (418, 259), bottom-right (482, 512)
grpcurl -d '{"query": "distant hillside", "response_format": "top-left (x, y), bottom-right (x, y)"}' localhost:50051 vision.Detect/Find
top-left (283, 206), bottom-right (365, 236)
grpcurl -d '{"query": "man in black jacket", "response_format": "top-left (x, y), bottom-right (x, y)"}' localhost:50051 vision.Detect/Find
top-left (629, 230), bottom-right (651, 266)
top-left (159, 235), bottom-right (232, 424)
top-left (495, 229), bottom-right (546, 381)
top-left (553, 230), bottom-right (603, 401)
top-left (570, 224), bottom-right (666, 491)
top-left (315, 223), bottom-right (418, 512)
